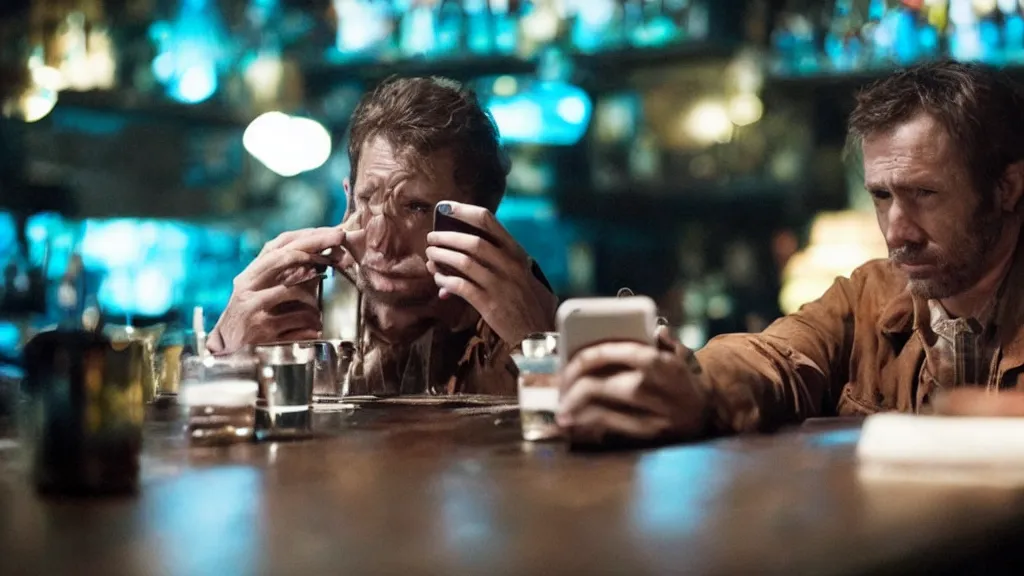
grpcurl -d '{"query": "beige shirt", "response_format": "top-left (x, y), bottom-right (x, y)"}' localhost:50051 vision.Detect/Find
top-left (916, 299), bottom-right (1000, 412)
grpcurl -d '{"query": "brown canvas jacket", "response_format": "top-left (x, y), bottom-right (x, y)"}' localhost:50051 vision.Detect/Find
top-left (694, 236), bottom-right (1024, 434)
top-left (345, 300), bottom-right (518, 397)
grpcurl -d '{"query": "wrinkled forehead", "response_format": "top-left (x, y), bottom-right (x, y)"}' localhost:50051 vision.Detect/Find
top-left (353, 135), bottom-right (457, 195)
top-left (860, 112), bottom-right (975, 187)
top-left (861, 112), bottom-right (954, 165)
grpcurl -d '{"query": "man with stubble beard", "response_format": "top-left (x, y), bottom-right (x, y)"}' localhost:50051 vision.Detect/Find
top-left (555, 60), bottom-right (1024, 445)
top-left (207, 77), bottom-right (557, 396)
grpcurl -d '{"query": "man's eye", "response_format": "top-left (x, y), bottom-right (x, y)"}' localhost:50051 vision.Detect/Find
top-left (916, 188), bottom-right (937, 198)
top-left (869, 189), bottom-right (891, 201)
top-left (407, 202), bottom-right (432, 214)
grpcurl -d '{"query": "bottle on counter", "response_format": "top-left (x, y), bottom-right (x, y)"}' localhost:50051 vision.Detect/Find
top-left (21, 256), bottom-right (145, 496)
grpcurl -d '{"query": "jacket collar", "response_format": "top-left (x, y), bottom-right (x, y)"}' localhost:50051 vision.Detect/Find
top-left (876, 265), bottom-right (925, 337)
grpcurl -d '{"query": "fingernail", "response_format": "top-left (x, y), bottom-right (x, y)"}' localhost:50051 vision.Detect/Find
top-left (437, 202), bottom-right (453, 215)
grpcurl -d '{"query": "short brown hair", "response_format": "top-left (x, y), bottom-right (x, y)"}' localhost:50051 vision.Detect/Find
top-left (848, 60), bottom-right (1024, 197)
top-left (347, 76), bottom-right (509, 211)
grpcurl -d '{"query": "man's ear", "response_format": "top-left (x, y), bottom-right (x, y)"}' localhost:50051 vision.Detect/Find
top-left (998, 160), bottom-right (1024, 214)
top-left (340, 177), bottom-right (354, 225)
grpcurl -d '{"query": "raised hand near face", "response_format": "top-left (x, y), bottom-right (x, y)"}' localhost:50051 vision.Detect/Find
top-left (425, 201), bottom-right (556, 346)
top-left (207, 226), bottom-right (365, 354)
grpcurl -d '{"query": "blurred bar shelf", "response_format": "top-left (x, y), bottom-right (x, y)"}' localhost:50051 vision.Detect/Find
top-left (52, 91), bottom-right (251, 129)
top-left (304, 54), bottom-right (537, 91)
top-left (561, 181), bottom-right (801, 226)
top-left (304, 41), bottom-right (740, 96)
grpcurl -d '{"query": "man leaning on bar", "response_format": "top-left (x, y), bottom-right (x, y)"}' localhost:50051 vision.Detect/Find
top-left (559, 60), bottom-right (1024, 445)
top-left (206, 77), bottom-right (557, 396)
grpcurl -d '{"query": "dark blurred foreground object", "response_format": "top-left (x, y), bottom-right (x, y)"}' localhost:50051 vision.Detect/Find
top-left (933, 389), bottom-right (1024, 418)
top-left (21, 329), bottom-right (144, 496)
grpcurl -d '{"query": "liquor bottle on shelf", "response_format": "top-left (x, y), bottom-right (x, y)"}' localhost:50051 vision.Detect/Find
top-left (400, 0), bottom-right (438, 57)
top-left (569, 0), bottom-right (619, 54)
top-left (1006, 14), bottom-right (1024, 64)
top-left (490, 0), bottom-right (519, 55)
top-left (332, 0), bottom-right (392, 60)
top-left (630, 0), bottom-right (681, 48)
top-left (465, 0), bottom-right (494, 55)
top-left (436, 0), bottom-right (467, 55)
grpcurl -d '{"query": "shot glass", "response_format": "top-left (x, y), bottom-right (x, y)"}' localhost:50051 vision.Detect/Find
top-left (512, 332), bottom-right (561, 442)
top-left (254, 342), bottom-right (316, 440)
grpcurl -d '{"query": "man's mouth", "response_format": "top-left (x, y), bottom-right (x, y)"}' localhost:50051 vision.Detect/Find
top-left (358, 263), bottom-right (437, 306)
top-left (894, 259), bottom-right (939, 277)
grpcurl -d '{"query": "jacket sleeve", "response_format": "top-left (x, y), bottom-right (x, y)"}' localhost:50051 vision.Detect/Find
top-left (694, 273), bottom-right (858, 434)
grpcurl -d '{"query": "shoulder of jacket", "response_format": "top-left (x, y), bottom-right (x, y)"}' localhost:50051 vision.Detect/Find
top-left (844, 257), bottom-right (908, 305)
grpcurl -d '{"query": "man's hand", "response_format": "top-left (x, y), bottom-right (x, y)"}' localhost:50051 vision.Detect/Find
top-left (425, 201), bottom-right (556, 345)
top-left (209, 227), bottom-right (359, 354)
top-left (933, 388), bottom-right (1024, 417)
top-left (557, 326), bottom-right (711, 446)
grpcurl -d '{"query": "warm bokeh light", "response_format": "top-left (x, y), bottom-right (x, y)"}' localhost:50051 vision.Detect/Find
top-left (779, 211), bottom-right (889, 315)
top-left (727, 94), bottom-right (764, 127)
top-left (243, 112), bottom-right (333, 177)
top-left (684, 101), bottom-right (734, 145)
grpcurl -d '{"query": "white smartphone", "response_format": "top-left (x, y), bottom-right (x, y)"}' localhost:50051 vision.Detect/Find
top-left (556, 296), bottom-right (658, 367)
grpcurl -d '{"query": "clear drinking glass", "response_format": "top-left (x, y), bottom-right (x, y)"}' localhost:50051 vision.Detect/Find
top-left (512, 333), bottom-right (561, 442)
top-left (254, 342), bottom-right (316, 440)
top-left (179, 352), bottom-right (260, 446)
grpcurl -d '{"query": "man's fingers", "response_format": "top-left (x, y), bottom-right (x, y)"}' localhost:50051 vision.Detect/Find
top-left (268, 308), bottom-right (323, 340)
top-left (248, 283), bottom-right (320, 313)
top-left (655, 324), bottom-right (679, 352)
top-left (276, 328), bottom-right (322, 342)
top-left (435, 201), bottom-right (524, 258)
top-left (560, 403), bottom-right (673, 445)
top-left (561, 342), bottom-right (662, 393)
top-left (432, 272), bottom-right (488, 308)
top-left (425, 246), bottom-right (501, 290)
top-left (281, 227), bottom-right (348, 256)
top-left (260, 229), bottom-right (303, 255)
top-left (933, 389), bottom-right (1024, 417)
top-left (261, 227), bottom-right (344, 254)
top-left (559, 370), bottom-right (669, 419)
top-left (244, 250), bottom-right (331, 289)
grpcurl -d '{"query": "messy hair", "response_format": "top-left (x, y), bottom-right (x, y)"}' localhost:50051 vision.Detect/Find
top-left (347, 76), bottom-right (509, 212)
top-left (847, 60), bottom-right (1024, 198)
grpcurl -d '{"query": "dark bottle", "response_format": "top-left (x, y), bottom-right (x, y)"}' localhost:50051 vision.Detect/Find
top-left (21, 252), bottom-right (144, 495)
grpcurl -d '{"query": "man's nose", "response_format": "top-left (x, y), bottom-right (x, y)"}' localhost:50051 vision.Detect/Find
top-left (365, 212), bottom-right (402, 255)
top-left (884, 200), bottom-right (926, 248)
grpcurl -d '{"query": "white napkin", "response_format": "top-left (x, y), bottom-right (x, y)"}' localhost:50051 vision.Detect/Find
top-left (857, 413), bottom-right (1024, 487)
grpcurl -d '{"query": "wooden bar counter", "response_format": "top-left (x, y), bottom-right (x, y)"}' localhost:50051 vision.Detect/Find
top-left (2, 398), bottom-right (1024, 575)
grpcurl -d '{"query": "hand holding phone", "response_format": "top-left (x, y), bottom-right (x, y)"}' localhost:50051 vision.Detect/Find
top-left (556, 296), bottom-right (658, 367)
top-left (432, 202), bottom-right (499, 246)
top-left (556, 296), bottom-right (711, 447)
top-left (426, 201), bottom-right (558, 345)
